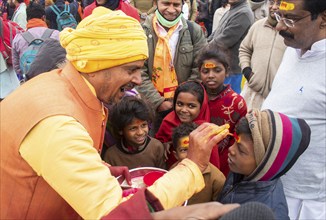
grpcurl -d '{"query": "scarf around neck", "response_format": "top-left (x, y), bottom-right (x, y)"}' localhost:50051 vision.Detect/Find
top-left (152, 15), bottom-right (179, 99)
top-left (26, 18), bottom-right (48, 29)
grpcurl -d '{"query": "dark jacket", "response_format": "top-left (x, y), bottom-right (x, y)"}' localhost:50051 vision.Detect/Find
top-left (218, 172), bottom-right (289, 220)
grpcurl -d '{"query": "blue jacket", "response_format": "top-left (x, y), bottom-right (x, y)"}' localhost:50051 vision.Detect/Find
top-left (218, 173), bottom-right (289, 220)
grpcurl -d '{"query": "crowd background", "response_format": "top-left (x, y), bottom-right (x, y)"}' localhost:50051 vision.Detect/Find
top-left (0, 0), bottom-right (325, 219)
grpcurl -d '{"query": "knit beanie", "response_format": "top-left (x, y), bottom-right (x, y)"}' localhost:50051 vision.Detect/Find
top-left (245, 109), bottom-right (311, 181)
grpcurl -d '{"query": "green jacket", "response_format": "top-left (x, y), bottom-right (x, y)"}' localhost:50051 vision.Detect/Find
top-left (136, 15), bottom-right (207, 110)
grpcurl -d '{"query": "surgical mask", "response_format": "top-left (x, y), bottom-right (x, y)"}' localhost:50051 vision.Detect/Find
top-left (155, 9), bottom-right (183, 28)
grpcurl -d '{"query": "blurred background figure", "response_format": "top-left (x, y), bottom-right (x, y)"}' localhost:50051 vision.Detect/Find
top-left (239, 0), bottom-right (286, 109)
top-left (129, 0), bottom-right (156, 23)
top-left (212, 0), bottom-right (229, 32)
top-left (208, 0), bottom-right (254, 94)
top-left (26, 38), bottom-right (66, 80)
top-left (11, 0), bottom-right (27, 29)
top-left (248, 0), bottom-right (269, 21)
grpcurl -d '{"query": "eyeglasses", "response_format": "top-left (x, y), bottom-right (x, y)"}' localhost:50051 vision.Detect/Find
top-left (274, 12), bottom-right (311, 28)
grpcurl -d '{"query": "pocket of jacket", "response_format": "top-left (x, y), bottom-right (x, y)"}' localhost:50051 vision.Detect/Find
top-left (178, 45), bottom-right (194, 68)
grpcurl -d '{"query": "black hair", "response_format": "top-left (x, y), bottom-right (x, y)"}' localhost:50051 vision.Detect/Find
top-left (173, 81), bottom-right (204, 110)
top-left (16, 0), bottom-right (24, 3)
top-left (109, 96), bottom-right (154, 138)
top-left (235, 117), bottom-right (252, 138)
top-left (172, 122), bottom-right (198, 150)
top-left (196, 42), bottom-right (230, 74)
top-left (303, 0), bottom-right (326, 20)
top-left (26, 2), bottom-right (45, 20)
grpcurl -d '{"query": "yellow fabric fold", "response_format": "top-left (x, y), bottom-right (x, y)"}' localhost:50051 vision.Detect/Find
top-left (59, 7), bottom-right (148, 73)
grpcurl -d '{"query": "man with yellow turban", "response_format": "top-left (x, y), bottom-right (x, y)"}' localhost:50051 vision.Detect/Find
top-left (0, 7), bottom-right (238, 219)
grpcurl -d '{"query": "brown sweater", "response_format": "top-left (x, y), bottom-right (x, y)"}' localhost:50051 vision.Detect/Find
top-left (105, 137), bottom-right (166, 169)
top-left (170, 162), bottom-right (226, 205)
top-left (0, 62), bottom-right (106, 219)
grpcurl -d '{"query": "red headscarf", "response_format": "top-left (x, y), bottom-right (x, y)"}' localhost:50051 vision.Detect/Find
top-left (155, 81), bottom-right (220, 169)
top-left (155, 81), bottom-right (210, 143)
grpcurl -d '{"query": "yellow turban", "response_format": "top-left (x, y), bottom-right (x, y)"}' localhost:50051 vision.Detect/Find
top-left (59, 7), bottom-right (148, 73)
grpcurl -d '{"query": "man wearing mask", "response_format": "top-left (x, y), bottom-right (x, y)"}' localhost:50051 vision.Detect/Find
top-left (136, 0), bottom-right (207, 136)
top-left (83, 0), bottom-right (139, 20)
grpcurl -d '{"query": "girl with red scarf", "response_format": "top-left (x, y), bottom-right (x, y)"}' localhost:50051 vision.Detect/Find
top-left (198, 44), bottom-right (247, 177)
top-left (155, 80), bottom-right (220, 169)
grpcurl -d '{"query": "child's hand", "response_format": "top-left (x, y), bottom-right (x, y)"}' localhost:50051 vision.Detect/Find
top-left (163, 142), bottom-right (172, 160)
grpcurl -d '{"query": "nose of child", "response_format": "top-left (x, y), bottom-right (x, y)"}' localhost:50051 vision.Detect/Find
top-left (228, 144), bottom-right (236, 155)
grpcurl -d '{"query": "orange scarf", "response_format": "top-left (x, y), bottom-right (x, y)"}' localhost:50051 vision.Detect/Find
top-left (152, 15), bottom-right (179, 99)
top-left (26, 18), bottom-right (48, 29)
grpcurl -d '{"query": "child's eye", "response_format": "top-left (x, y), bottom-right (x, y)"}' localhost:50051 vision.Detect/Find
top-left (180, 149), bottom-right (188, 153)
top-left (141, 122), bottom-right (148, 128)
top-left (176, 102), bottom-right (183, 107)
top-left (237, 145), bottom-right (245, 154)
top-left (201, 68), bottom-right (209, 74)
top-left (213, 67), bottom-right (223, 73)
top-left (188, 104), bottom-right (197, 108)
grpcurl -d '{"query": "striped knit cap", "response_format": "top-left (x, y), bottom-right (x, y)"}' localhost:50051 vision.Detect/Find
top-left (245, 109), bottom-right (311, 182)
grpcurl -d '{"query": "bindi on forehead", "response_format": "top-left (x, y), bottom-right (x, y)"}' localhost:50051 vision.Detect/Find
top-left (279, 1), bottom-right (295, 11)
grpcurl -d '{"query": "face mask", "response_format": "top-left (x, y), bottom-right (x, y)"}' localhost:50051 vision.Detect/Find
top-left (155, 9), bottom-right (183, 28)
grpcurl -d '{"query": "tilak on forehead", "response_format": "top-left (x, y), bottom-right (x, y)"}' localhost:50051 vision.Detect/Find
top-left (202, 62), bottom-right (217, 69)
top-left (279, 1), bottom-right (295, 11)
top-left (179, 136), bottom-right (189, 148)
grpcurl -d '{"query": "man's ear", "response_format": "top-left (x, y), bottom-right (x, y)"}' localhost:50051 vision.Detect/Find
top-left (320, 10), bottom-right (326, 29)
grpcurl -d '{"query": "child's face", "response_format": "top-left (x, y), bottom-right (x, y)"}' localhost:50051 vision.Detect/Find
top-left (173, 136), bottom-right (189, 161)
top-left (200, 59), bottom-right (227, 91)
top-left (122, 118), bottom-right (149, 147)
top-left (175, 92), bottom-right (201, 123)
top-left (228, 134), bottom-right (257, 176)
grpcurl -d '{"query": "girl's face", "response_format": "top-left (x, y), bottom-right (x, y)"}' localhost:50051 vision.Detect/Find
top-left (122, 118), bottom-right (149, 147)
top-left (200, 59), bottom-right (227, 92)
top-left (175, 92), bottom-right (201, 123)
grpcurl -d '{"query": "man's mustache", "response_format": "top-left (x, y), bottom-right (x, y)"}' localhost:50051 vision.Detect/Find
top-left (279, 30), bottom-right (294, 39)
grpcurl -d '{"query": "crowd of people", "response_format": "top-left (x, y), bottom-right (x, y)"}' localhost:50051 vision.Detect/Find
top-left (0, 0), bottom-right (325, 219)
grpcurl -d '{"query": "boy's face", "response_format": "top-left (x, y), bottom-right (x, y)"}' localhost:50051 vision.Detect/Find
top-left (228, 134), bottom-right (257, 176)
top-left (200, 59), bottom-right (227, 92)
top-left (122, 118), bottom-right (149, 147)
top-left (173, 136), bottom-right (189, 161)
